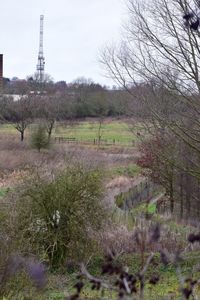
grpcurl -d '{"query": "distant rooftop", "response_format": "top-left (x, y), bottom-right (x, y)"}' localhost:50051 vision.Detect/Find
top-left (2, 94), bottom-right (27, 101)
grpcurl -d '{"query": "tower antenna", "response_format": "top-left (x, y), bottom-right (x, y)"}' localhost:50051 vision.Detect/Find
top-left (36, 15), bottom-right (45, 83)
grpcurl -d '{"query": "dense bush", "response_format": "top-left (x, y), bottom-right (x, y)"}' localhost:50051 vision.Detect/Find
top-left (30, 124), bottom-right (50, 152)
top-left (6, 165), bottom-right (106, 269)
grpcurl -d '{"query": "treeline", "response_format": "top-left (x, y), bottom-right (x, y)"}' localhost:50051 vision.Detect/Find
top-left (1, 77), bottom-right (133, 119)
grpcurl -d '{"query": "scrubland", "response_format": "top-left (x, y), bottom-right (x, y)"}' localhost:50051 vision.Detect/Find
top-left (0, 120), bottom-right (199, 300)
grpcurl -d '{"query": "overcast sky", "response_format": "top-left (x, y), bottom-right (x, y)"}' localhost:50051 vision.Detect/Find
top-left (0, 0), bottom-right (127, 86)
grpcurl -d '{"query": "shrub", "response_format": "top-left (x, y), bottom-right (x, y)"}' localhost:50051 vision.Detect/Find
top-left (13, 164), bottom-right (106, 269)
top-left (30, 124), bottom-right (49, 152)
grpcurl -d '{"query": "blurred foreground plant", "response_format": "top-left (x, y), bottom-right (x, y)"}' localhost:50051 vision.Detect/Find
top-left (0, 255), bottom-right (46, 298)
top-left (67, 225), bottom-right (200, 300)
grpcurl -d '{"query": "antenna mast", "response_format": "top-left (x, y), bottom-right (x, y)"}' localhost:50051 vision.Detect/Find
top-left (36, 15), bottom-right (45, 83)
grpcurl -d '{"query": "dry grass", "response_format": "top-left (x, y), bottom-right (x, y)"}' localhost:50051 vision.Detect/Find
top-left (0, 136), bottom-right (119, 189)
top-left (95, 224), bottom-right (136, 255)
top-left (106, 176), bottom-right (132, 189)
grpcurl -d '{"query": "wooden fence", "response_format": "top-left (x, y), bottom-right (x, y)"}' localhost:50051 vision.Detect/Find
top-left (54, 136), bottom-right (135, 146)
top-left (115, 180), bottom-right (162, 210)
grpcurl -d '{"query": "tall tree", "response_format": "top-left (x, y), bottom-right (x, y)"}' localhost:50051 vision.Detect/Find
top-left (101, 0), bottom-right (200, 219)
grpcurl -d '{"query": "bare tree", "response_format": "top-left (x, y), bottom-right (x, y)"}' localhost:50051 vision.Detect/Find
top-left (35, 94), bottom-right (60, 141)
top-left (101, 0), bottom-right (200, 158)
top-left (101, 0), bottom-right (200, 220)
top-left (102, 0), bottom-right (200, 88)
top-left (101, 0), bottom-right (200, 136)
top-left (9, 96), bottom-right (33, 141)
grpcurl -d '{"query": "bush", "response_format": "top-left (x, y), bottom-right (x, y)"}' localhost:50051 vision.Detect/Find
top-left (13, 164), bottom-right (106, 269)
top-left (30, 124), bottom-right (49, 152)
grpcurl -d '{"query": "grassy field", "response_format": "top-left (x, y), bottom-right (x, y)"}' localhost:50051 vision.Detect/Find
top-left (0, 124), bottom-right (16, 134)
top-left (54, 121), bottom-right (136, 144)
top-left (0, 120), bottom-right (143, 146)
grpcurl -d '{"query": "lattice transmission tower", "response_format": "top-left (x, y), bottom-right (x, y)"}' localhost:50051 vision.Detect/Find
top-left (36, 15), bottom-right (45, 83)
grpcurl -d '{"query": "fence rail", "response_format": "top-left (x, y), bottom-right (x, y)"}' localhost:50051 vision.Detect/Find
top-left (54, 136), bottom-right (135, 146)
top-left (115, 180), bottom-right (163, 210)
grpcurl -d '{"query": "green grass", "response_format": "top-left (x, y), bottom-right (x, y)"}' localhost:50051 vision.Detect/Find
top-left (0, 120), bottom-right (142, 146)
top-left (0, 187), bottom-right (10, 198)
top-left (0, 124), bottom-right (16, 134)
top-left (54, 121), bottom-right (136, 145)
top-left (112, 164), bottom-right (141, 177)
